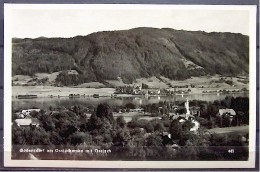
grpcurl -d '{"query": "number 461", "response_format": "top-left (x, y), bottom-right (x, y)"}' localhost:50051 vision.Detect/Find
top-left (228, 149), bottom-right (234, 153)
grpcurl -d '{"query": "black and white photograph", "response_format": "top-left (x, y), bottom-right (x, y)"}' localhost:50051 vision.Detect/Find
top-left (4, 4), bottom-right (257, 168)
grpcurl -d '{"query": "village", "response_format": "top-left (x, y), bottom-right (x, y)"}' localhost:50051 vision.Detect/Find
top-left (12, 95), bottom-right (249, 161)
top-left (114, 83), bottom-right (247, 96)
top-left (13, 98), bottom-right (240, 133)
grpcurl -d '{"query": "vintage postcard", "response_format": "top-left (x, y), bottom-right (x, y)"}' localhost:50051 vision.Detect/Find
top-left (4, 4), bottom-right (257, 169)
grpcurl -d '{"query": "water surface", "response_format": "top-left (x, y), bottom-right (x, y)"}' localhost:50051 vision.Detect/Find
top-left (12, 93), bottom-right (249, 110)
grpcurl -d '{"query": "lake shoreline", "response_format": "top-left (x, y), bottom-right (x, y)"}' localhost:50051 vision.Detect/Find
top-left (12, 86), bottom-right (248, 98)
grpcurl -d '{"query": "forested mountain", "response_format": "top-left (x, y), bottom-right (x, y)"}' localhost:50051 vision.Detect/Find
top-left (12, 27), bottom-right (249, 84)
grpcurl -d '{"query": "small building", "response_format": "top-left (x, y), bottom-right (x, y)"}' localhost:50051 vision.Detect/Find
top-left (189, 106), bottom-right (201, 116)
top-left (190, 119), bottom-right (200, 132)
top-left (129, 108), bottom-right (144, 113)
top-left (21, 109), bottom-right (41, 116)
top-left (14, 118), bottom-right (40, 127)
top-left (15, 112), bottom-right (25, 119)
top-left (217, 109), bottom-right (236, 125)
top-left (217, 109), bottom-right (236, 117)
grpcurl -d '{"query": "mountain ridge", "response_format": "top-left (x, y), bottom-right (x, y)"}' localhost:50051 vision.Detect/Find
top-left (12, 27), bottom-right (249, 85)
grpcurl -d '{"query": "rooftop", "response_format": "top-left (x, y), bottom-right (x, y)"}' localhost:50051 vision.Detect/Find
top-left (218, 109), bottom-right (236, 116)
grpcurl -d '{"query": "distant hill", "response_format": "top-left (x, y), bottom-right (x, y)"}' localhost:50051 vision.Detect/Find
top-left (12, 27), bottom-right (249, 85)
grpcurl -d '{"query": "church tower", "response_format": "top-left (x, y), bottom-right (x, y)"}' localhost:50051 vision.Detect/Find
top-left (185, 99), bottom-right (190, 119)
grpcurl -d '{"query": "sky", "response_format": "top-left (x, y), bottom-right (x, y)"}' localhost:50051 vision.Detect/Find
top-left (8, 4), bottom-right (252, 38)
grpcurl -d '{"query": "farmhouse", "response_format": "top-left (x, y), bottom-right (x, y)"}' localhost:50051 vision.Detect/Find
top-left (14, 118), bottom-right (40, 127)
top-left (217, 109), bottom-right (236, 117)
top-left (21, 109), bottom-right (41, 116)
top-left (217, 109), bottom-right (236, 126)
top-left (15, 112), bottom-right (25, 119)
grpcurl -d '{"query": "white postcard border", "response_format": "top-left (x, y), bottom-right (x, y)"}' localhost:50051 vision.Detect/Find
top-left (4, 4), bottom-right (257, 169)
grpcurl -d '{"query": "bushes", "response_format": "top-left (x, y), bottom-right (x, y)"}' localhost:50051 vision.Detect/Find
top-left (195, 117), bottom-right (210, 128)
top-left (169, 119), bottom-right (183, 140)
top-left (127, 118), bottom-right (154, 133)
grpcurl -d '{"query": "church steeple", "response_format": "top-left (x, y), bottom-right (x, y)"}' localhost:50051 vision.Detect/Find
top-left (185, 99), bottom-right (190, 119)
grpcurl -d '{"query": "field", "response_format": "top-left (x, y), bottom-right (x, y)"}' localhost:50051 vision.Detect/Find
top-left (12, 72), bottom-right (248, 98)
top-left (85, 112), bottom-right (159, 123)
top-left (113, 112), bottom-right (160, 122)
top-left (208, 125), bottom-right (249, 135)
top-left (12, 86), bottom-right (115, 98)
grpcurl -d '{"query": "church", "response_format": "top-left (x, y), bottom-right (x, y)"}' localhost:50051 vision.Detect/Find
top-left (171, 99), bottom-right (200, 132)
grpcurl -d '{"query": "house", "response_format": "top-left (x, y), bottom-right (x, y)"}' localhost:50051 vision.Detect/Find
top-left (21, 109), bottom-right (41, 116)
top-left (14, 118), bottom-right (40, 127)
top-left (15, 112), bottom-right (25, 118)
top-left (217, 109), bottom-right (236, 117)
top-left (217, 109), bottom-right (236, 125)
top-left (135, 85), bottom-right (142, 91)
top-left (189, 106), bottom-right (201, 116)
top-left (189, 119), bottom-right (200, 131)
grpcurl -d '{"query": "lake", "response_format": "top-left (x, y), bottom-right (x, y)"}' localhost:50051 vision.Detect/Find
top-left (12, 93), bottom-right (249, 110)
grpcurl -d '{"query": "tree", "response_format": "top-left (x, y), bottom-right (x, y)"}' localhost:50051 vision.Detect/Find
top-left (12, 125), bottom-right (26, 145)
top-left (208, 116), bottom-right (216, 129)
top-left (96, 103), bottom-right (114, 124)
top-left (169, 119), bottom-right (183, 140)
top-left (207, 103), bottom-right (218, 118)
top-left (144, 122), bottom-right (154, 133)
top-left (199, 103), bottom-right (208, 118)
top-left (163, 145), bottom-right (178, 160)
top-left (112, 128), bottom-right (131, 147)
top-left (222, 114), bottom-right (232, 127)
top-left (88, 113), bottom-right (103, 131)
top-left (151, 119), bottom-right (165, 132)
top-left (30, 111), bottom-right (39, 118)
top-left (116, 116), bottom-right (126, 128)
top-left (153, 122), bottom-right (165, 132)
top-left (24, 127), bottom-right (50, 145)
top-left (179, 140), bottom-right (198, 160)
top-left (216, 115), bottom-right (223, 128)
top-left (236, 111), bottom-right (244, 126)
top-left (182, 120), bottom-right (195, 132)
top-left (49, 106), bottom-right (54, 111)
top-left (195, 117), bottom-right (209, 128)
top-left (125, 103), bottom-right (136, 110)
top-left (69, 132), bottom-right (92, 146)
top-left (50, 131), bottom-right (62, 145)
top-left (40, 115), bottom-right (55, 132)
top-left (145, 134), bottom-right (163, 159)
top-left (141, 83), bottom-right (149, 89)
top-left (125, 133), bottom-right (146, 160)
top-left (99, 120), bottom-right (113, 143)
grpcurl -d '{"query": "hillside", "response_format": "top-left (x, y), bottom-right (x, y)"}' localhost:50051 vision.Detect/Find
top-left (12, 27), bottom-right (249, 85)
